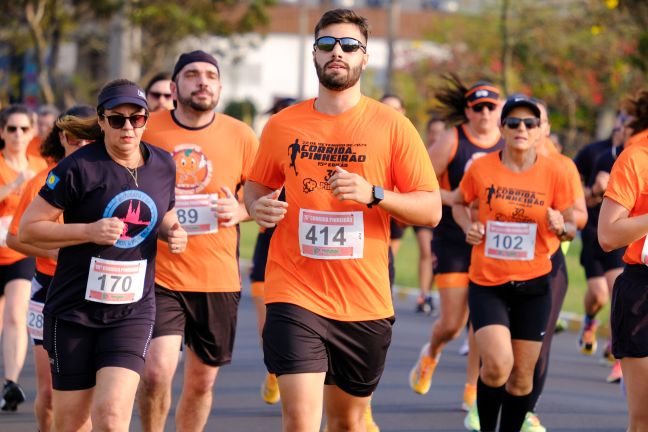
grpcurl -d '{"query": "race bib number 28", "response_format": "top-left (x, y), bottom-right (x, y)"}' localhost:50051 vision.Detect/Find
top-left (299, 209), bottom-right (364, 260)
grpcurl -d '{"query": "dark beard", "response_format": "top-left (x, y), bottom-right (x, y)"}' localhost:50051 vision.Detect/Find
top-left (177, 89), bottom-right (217, 112)
top-left (314, 59), bottom-right (362, 91)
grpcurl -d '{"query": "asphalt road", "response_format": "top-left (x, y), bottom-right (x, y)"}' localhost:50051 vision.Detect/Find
top-left (0, 286), bottom-right (628, 431)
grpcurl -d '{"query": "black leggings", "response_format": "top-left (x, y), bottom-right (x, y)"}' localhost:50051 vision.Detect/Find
top-left (529, 249), bottom-right (568, 411)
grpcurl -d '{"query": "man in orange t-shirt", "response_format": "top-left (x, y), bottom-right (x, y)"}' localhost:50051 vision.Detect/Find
top-left (598, 89), bottom-right (648, 432)
top-left (245, 9), bottom-right (441, 432)
top-left (138, 50), bottom-right (258, 432)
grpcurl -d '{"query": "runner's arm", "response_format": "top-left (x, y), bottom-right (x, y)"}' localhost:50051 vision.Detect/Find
top-left (428, 128), bottom-right (455, 175)
top-left (573, 196), bottom-right (588, 230)
top-left (377, 189), bottom-right (441, 227)
top-left (19, 196), bottom-right (124, 248)
top-left (452, 192), bottom-right (484, 245)
top-left (244, 180), bottom-right (288, 228)
top-left (598, 197), bottom-right (648, 251)
top-left (6, 232), bottom-right (58, 260)
top-left (158, 209), bottom-right (187, 253)
top-left (547, 206), bottom-right (576, 241)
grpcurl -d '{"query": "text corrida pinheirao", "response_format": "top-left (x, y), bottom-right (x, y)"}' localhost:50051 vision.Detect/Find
top-left (298, 140), bottom-right (368, 165)
top-left (494, 186), bottom-right (545, 207)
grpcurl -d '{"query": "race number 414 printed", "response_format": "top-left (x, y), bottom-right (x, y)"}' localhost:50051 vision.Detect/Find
top-left (299, 209), bottom-right (364, 260)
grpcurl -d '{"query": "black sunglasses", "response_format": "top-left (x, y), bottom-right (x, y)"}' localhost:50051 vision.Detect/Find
top-left (472, 103), bottom-right (496, 112)
top-left (502, 117), bottom-right (541, 129)
top-left (5, 125), bottom-right (30, 133)
top-left (149, 91), bottom-right (172, 99)
top-left (102, 114), bottom-right (148, 129)
top-left (314, 36), bottom-right (366, 53)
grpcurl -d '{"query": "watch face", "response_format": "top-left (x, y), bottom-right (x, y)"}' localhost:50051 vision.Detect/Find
top-left (374, 186), bottom-right (384, 201)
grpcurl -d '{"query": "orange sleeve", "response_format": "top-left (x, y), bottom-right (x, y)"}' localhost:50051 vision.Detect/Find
top-left (249, 118), bottom-right (285, 190)
top-left (391, 119), bottom-right (439, 193)
top-left (459, 163), bottom-right (478, 204)
top-left (565, 157), bottom-right (584, 199)
top-left (240, 126), bottom-right (259, 183)
top-left (605, 147), bottom-right (641, 210)
top-left (8, 174), bottom-right (43, 236)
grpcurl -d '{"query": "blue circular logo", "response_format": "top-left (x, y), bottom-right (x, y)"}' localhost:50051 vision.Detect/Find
top-left (102, 190), bottom-right (158, 248)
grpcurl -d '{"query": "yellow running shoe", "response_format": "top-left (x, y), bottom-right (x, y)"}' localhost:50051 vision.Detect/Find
top-left (461, 383), bottom-right (477, 412)
top-left (463, 403), bottom-right (480, 431)
top-left (261, 373), bottom-right (280, 404)
top-left (521, 412), bottom-right (546, 432)
top-left (579, 319), bottom-right (598, 356)
top-left (409, 343), bottom-right (438, 395)
top-left (363, 403), bottom-right (380, 432)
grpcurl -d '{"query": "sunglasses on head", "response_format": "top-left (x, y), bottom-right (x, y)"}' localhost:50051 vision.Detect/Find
top-left (502, 117), bottom-right (541, 129)
top-left (102, 114), bottom-right (148, 129)
top-left (5, 125), bottom-right (30, 133)
top-left (149, 91), bottom-right (172, 99)
top-left (314, 36), bottom-right (366, 53)
top-left (472, 103), bottom-right (496, 112)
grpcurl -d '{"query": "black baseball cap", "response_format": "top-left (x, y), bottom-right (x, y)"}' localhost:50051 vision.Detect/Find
top-left (172, 50), bottom-right (220, 81)
top-left (465, 81), bottom-right (500, 107)
top-left (97, 83), bottom-right (148, 111)
top-left (500, 94), bottom-right (541, 122)
top-left (265, 97), bottom-right (297, 115)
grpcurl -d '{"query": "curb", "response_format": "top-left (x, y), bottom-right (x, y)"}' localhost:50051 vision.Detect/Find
top-left (393, 285), bottom-right (611, 339)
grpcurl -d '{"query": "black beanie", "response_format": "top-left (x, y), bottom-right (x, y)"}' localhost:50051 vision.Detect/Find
top-left (172, 50), bottom-right (220, 81)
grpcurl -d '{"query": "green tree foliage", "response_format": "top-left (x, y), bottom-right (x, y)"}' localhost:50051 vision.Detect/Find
top-left (0, 0), bottom-right (275, 106)
top-left (393, 0), bottom-right (647, 153)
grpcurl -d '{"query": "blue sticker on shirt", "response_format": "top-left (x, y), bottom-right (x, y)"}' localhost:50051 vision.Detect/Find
top-left (46, 172), bottom-right (60, 190)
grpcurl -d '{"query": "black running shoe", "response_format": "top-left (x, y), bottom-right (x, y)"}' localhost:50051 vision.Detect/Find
top-left (1, 381), bottom-right (26, 411)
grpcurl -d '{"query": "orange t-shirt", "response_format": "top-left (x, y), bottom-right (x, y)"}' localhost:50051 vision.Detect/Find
top-left (143, 110), bottom-right (258, 292)
top-left (8, 167), bottom-right (57, 275)
top-left (26, 137), bottom-right (47, 165)
top-left (249, 96), bottom-right (439, 321)
top-left (0, 153), bottom-right (48, 265)
top-left (545, 153), bottom-right (582, 254)
top-left (604, 133), bottom-right (648, 265)
top-left (625, 130), bottom-right (648, 149)
top-left (460, 151), bottom-right (573, 285)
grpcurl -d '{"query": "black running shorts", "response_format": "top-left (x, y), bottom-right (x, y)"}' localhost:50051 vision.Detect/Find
top-left (152, 284), bottom-right (240, 366)
top-left (263, 302), bottom-right (394, 397)
top-left (580, 227), bottom-right (624, 279)
top-left (0, 257), bottom-right (35, 296)
top-left (43, 315), bottom-right (153, 390)
top-left (611, 265), bottom-right (648, 359)
top-left (469, 275), bottom-right (552, 342)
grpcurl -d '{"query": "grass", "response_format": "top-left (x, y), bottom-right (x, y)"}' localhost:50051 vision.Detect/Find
top-left (238, 221), bottom-right (604, 316)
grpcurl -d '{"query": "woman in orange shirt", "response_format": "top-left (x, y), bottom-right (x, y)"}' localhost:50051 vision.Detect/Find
top-left (454, 95), bottom-right (575, 432)
top-left (0, 104), bottom-right (47, 410)
top-left (598, 89), bottom-right (648, 432)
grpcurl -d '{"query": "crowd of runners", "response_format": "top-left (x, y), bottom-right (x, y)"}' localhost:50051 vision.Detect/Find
top-left (0, 7), bottom-right (646, 432)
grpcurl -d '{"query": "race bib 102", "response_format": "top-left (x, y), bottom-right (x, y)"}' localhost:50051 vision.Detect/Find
top-left (485, 221), bottom-right (537, 261)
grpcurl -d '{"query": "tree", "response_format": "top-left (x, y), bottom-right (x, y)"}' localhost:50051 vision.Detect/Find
top-left (0, 0), bottom-right (275, 106)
